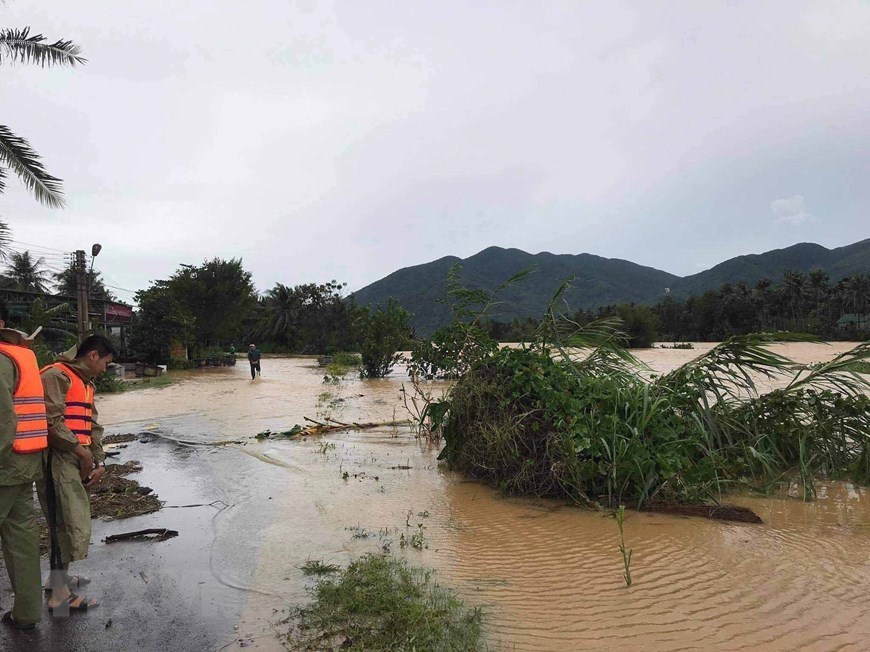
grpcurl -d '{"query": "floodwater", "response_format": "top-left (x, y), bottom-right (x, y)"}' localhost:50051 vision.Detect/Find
top-left (96, 343), bottom-right (870, 651)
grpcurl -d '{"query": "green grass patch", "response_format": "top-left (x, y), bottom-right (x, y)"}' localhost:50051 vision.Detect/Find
top-left (300, 559), bottom-right (341, 576)
top-left (288, 554), bottom-right (485, 651)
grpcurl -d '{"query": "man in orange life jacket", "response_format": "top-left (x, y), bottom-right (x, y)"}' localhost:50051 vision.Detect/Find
top-left (0, 299), bottom-right (48, 630)
top-left (39, 335), bottom-right (116, 615)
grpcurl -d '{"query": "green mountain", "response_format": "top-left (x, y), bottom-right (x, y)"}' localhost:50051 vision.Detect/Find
top-left (352, 246), bottom-right (679, 335)
top-left (351, 239), bottom-right (870, 335)
top-left (668, 239), bottom-right (870, 298)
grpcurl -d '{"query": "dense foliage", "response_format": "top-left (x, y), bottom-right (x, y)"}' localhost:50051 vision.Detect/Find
top-left (357, 298), bottom-right (412, 378)
top-left (413, 277), bottom-right (870, 507)
top-left (249, 280), bottom-right (359, 354)
top-left (481, 271), bottom-right (870, 344)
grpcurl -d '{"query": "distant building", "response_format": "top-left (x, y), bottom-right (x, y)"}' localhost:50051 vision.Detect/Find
top-left (836, 313), bottom-right (870, 332)
top-left (0, 287), bottom-right (134, 353)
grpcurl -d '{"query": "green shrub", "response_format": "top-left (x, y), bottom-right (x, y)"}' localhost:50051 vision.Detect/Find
top-left (168, 357), bottom-right (196, 370)
top-left (287, 554), bottom-right (484, 651)
top-left (95, 373), bottom-right (126, 394)
top-left (358, 299), bottom-right (411, 378)
top-left (331, 351), bottom-right (361, 367)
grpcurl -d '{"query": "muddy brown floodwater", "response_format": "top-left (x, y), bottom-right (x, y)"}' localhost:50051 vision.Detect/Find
top-left (96, 344), bottom-right (870, 651)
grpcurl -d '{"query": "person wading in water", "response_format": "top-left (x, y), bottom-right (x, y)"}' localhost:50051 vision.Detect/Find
top-left (248, 344), bottom-right (261, 380)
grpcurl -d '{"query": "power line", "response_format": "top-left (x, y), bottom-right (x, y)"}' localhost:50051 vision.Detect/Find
top-left (7, 240), bottom-right (71, 254)
top-left (100, 273), bottom-right (138, 294)
top-left (2, 249), bottom-right (71, 265)
top-left (104, 285), bottom-right (137, 297)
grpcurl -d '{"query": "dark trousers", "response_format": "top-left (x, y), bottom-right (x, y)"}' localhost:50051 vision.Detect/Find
top-left (249, 361), bottom-right (260, 379)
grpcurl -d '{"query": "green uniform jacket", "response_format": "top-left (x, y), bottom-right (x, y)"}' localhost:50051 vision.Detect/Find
top-left (0, 329), bottom-right (43, 486)
top-left (39, 350), bottom-right (105, 563)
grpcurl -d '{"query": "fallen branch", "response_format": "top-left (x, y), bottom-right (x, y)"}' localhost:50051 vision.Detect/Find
top-left (256, 418), bottom-right (411, 440)
top-left (642, 503), bottom-right (762, 524)
top-left (104, 528), bottom-right (179, 543)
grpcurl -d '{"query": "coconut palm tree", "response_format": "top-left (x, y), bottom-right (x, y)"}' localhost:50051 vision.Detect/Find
top-left (1, 27), bottom-right (86, 207)
top-left (841, 274), bottom-right (870, 330)
top-left (5, 250), bottom-right (52, 293)
top-left (782, 270), bottom-right (807, 328)
top-left (53, 261), bottom-right (115, 301)
top-left (0, 219), bottom-right (10, 261)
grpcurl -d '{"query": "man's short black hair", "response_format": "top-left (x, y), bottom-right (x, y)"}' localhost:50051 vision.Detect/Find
top-left (0, 299), bottom-right (8, 326)
top-left (75, 335), bottom-right (118, 360)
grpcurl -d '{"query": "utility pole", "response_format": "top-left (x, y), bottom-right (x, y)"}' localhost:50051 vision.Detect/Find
top-left (74, 249), bottom-right (89, 342)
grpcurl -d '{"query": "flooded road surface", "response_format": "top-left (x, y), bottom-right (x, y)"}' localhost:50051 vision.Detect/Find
top-left (96, 345), bottom-right (870, 651)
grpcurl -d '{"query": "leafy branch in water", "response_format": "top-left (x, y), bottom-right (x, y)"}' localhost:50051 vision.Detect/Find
top-left (615, 505), bottom-right (632, 587)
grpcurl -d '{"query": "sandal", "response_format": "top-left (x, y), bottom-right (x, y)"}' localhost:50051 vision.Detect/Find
top-left (44, 575), bottom-right (91, 591)
top-left (42, 575), bottom-right (91, 591)
top-left (2, 611), bottom-right (36, 630)
top-left (47, 593), bottom-right (98, 614)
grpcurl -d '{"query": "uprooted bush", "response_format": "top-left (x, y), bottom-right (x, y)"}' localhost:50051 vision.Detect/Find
top-left (287, 554), bottom-right (485, 651)
top-left (434, 330), bottom-right (870, 507)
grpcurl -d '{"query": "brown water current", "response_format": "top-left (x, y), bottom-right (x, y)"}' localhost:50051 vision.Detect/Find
top-left (97, 344), bottom-right (870, 651)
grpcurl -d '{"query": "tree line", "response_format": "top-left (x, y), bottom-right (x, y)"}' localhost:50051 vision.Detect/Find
top-left (483, 270), bottom-right (870, 346)
top-left (129, 258), bottom-right (412, 376)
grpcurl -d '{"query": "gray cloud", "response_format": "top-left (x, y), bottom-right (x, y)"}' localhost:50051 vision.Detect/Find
top-left (2, 0), bottom-right (868, 301)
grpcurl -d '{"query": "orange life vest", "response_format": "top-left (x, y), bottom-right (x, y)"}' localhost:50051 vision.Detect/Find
top-left (0, 342), bottom-right (49, 453)
top-left (41, 362), bottom-right (94, 446)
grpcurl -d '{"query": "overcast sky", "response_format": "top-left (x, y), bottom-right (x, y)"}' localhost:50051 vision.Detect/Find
top-left (2, 0), bottom-right (868, 303)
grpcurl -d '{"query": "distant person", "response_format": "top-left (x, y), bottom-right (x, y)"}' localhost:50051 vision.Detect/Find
top-left (39, 335), bottom-right (116, 616)
top-left (228, 344), bottom-right (236, 355)
top-left (0, 300), bottom-right (47, 630)
top-left (248, 344), bottom-right (261, 379)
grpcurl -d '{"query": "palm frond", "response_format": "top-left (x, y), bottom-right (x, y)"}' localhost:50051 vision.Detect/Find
top-left (0, 125), bottom-right (65, 208)
top-left (784, 341), bottom-right (870, 396)
top-left (545, 315), bottom-right (641, 379)
top-left (0, 27), bottom-right (86, 67)
top-left (658, 333), bottom-right (798, 402)
top-left (0, 218), bottom-right (10, 262)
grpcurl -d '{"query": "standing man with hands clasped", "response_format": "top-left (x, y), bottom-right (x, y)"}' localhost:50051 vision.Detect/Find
top-left (39, 335), bottom-right (116, 616)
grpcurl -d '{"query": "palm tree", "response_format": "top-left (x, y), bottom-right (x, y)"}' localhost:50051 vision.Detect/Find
top-left (1, 27), bottom-right (86, 207)
top-left (0, 219), bottom-right (10, 261)
top-left (255, 284), bottom-right (298, 345)
top-left (5, 250), bottom-right (52, 293)
top-left (53, 262), bottom-right (115, 301)
top-left (20, 297), bottom-right (75, 344)
top-left (842, 274), bottom-right (870, 330)
top-left (752, 278), bottom-right (773, 330)
top-left (808, 268), bottom-right (830, 325)
top-left (782, 270), bottom-right (806, 329)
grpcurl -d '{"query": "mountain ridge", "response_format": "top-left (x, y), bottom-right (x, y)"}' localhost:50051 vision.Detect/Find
top-left (351, 238), bottom-right (870, 335)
